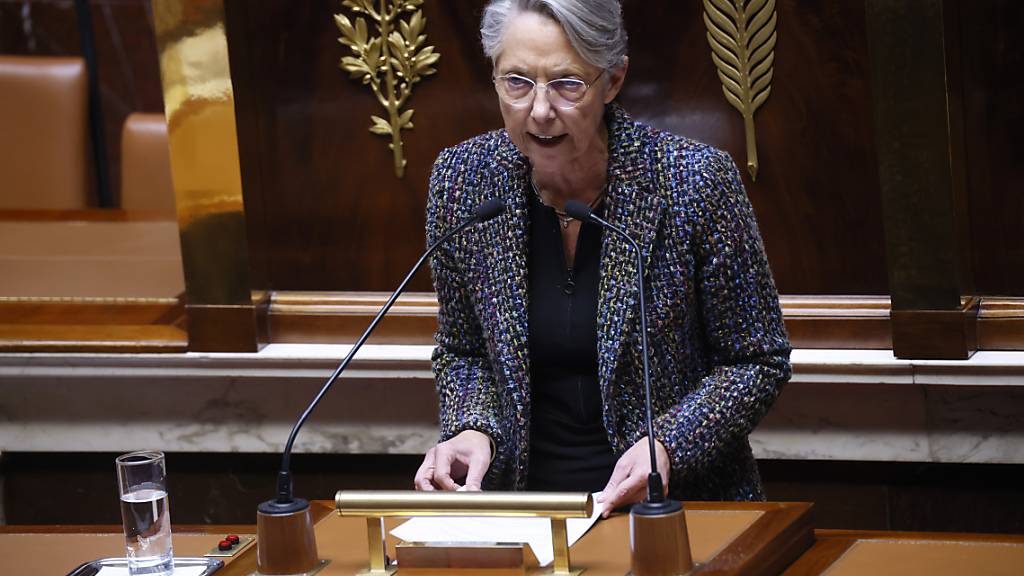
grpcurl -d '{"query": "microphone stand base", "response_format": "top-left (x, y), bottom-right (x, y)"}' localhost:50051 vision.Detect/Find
top-left (256, 497), bottom-right (320, 575)
top-left (629, 499), bottom-right (694, 576)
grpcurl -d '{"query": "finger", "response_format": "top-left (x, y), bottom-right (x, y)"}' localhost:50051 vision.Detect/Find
top-left (414, 449), bottom-right (437, 491)
top-left (602, 472), bottom-right (647, 517)
top-left (462, 449), bottom-right (491, 491)
top-left (432, 445), bottom-right (461, 491)
top-left (600, 459), bottom-right (632, 502)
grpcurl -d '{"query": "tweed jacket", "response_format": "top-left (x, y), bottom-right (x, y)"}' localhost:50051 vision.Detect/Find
top-left (425, 103), bottom-right (791, 501)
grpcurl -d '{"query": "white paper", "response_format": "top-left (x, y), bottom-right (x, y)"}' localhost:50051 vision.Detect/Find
top-left (96, 566), bottom-right (209, 576)
top-left (389, 492), bottom-right (605, 567)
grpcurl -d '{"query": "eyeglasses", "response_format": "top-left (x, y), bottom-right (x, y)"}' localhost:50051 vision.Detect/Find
top-left (492, 70), bottom-right (605, 110)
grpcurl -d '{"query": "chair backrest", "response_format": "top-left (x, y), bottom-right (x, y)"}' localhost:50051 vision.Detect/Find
top-left (0, 55), bottom-right (91, 210)
top-left (120, 112), bottom-right (176, 214)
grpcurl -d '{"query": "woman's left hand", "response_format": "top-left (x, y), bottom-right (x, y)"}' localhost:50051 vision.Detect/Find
top-left (597, 436), bottom-right (671, 517)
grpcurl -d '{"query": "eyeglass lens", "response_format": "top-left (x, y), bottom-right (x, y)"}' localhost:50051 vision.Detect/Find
top-left (496, 75), bottom-right (589, 108)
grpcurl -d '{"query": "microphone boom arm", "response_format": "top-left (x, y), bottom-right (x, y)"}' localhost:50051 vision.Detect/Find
top-left (274, 204), bottom-right (500, 503)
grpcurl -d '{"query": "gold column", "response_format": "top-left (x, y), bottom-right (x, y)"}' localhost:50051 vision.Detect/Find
top-left (152, 0), bottom-right (263, 351)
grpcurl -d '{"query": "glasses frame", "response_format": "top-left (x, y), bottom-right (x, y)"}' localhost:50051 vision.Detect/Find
top-left (492, 69), bottom-right (606, 110)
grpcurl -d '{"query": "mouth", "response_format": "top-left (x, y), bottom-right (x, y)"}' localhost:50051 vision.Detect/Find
top-left (528, 133), bottom-right (567, 147)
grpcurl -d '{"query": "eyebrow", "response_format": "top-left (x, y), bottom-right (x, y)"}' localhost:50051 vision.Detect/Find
top-left (497, 66), bottom-right (586, 79)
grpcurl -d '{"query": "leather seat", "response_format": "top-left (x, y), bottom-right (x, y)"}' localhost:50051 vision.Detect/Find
top-left (0, 56), bottom-right (91, 210)
top-left (120, 113), bottom-right (176, 214)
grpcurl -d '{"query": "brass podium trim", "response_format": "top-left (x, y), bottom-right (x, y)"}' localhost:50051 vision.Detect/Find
top-left (337, 491), bottom-right (592, 576)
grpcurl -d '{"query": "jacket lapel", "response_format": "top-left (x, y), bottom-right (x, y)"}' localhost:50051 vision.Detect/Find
top-left (597, 109), bottom-right (666, 442)
top-left (479, 137), bottom-right (532, 434)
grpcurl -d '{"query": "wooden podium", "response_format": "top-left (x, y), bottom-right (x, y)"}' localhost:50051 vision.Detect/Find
top-left (0, 500), bottom-right (812, 576)
top-left (4, 499), bottom-right (1023, 575)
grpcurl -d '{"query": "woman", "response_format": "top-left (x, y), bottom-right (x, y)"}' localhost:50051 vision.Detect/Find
top-left (414, 0), bottom-right (790, 513)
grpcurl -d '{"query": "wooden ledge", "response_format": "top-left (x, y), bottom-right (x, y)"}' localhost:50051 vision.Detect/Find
top-left (266, 292), bottom-right (1023, 351)
top-left (0, 297), bottom-right (187, 353)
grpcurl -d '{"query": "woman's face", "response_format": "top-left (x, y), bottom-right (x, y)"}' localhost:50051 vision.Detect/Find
top-left (493, 11), bottom-right (626, 173)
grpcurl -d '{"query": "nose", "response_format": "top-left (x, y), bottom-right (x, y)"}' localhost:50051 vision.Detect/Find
top-left (529, 84), bottom-right (556, 122)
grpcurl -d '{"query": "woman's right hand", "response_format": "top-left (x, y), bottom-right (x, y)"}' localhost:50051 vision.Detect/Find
top-left (414, 430), bottom-right (492, 491)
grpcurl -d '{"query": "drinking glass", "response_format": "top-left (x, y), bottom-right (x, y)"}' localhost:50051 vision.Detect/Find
top-left (116, 450), bottom-right (173, 575)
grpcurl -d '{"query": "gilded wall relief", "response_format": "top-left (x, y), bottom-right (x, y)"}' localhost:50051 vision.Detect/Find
top-left (335, 0), bottom-right (440, 178)
top-left (703, 0), bottom-right (777, 181)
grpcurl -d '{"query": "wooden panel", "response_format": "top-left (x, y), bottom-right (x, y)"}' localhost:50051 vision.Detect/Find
top-left (224, 0), bottom-right (495, 293)
top-left (978, 298), bottom-right (1024, 351)
top-left (891, 298), bottom-right (979, 360)
top-left (621, 0), bottom-right (886, 295)
top-left (267, 291), bottom-right (439, 345)
top-left (265, 292), bottom-right (890, 348)
top-left (266, 292), bottom-right (1024, 350)
top-left (225, 0), bottom-right (887, 295)
top-left (781, 296), bottom-right (892, 349)
top-left (959, 0), bottom-right (1024, 297)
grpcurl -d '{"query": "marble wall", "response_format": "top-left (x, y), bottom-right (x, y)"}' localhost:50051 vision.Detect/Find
top-left (1, 346), bottom-right (1022, 465)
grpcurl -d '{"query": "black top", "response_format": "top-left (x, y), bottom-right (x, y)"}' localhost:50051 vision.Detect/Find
top-left (526, 191), bottom-right (617, 492)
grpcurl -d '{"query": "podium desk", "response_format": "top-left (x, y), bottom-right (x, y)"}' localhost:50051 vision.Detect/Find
top-left (1, 500), bottom-right (812, 575)
top-left (783, 529), bottom-right (1024, 576)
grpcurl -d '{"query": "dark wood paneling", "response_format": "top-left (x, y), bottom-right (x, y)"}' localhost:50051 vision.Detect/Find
top-left (620, 0), bottom-right (886, 295)
top-left (225, 0), bottom-right (497, 292)
top-left (225, 0), bottom-right (886, 294)
top-left (0, 0), bottom-right (80, 55)
top-left (959, 0), bottom-right (1024, 297)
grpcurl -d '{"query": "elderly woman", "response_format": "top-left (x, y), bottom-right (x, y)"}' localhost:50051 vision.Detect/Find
top-left (414, 0), bottom-right (790, 513)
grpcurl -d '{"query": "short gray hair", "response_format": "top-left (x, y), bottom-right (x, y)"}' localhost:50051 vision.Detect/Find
top-left (480, 0), bottom-right (628, 70)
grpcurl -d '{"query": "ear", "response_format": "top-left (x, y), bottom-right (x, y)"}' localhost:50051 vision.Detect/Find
top-left (602, 56), bottom-right (629, 104)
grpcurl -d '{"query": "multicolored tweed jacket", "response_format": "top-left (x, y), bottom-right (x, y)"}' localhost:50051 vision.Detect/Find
top-left (425, 103), bottom-right (791, 501)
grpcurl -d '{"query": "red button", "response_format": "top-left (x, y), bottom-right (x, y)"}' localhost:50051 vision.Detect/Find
top-left (226, 535), bottom-right (240, 544)
top-left (218, 539), bottom-right (233, 551)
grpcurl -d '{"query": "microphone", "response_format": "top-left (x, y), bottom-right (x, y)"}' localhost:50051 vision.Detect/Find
top-left (256, 197), bottom-right (506, 575)
top-left (565, 200), bottom-right (693, 575)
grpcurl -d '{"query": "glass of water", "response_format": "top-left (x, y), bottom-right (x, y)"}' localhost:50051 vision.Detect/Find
top-left (116, 450), bottom-right (173, 575)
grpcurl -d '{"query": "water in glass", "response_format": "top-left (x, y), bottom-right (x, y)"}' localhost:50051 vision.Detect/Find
top-left (120, 485), bottom-right (173, 575)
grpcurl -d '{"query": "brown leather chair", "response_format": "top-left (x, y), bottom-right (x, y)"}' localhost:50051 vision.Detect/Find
top-left (0, 55), bottom-right (91, 210)
top-left (120, 112), bottom-right (176, 214)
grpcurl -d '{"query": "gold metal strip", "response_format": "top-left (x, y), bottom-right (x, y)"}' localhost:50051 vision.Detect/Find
top-left (336, 490), bottom-right (592, 518)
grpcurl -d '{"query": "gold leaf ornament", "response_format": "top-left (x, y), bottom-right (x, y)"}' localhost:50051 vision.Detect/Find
top-left (335, 0), bottom-right (439, 177)
top-left (703, 0), bottom-right (777, 181)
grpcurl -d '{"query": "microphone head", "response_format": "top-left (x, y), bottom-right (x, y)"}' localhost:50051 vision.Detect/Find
top-left (474, 198), bottom-right (506, 222)
top-left (564, 200), bottom-right (593, 221)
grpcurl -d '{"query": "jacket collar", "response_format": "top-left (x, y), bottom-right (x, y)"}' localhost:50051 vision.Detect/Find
top-left (483, 103), bottom-right (665, 430)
